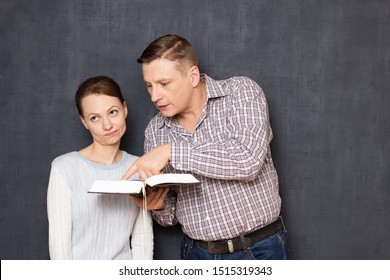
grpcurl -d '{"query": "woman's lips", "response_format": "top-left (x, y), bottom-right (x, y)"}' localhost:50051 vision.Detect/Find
top-left (104, 130), bottom-right (118, 137)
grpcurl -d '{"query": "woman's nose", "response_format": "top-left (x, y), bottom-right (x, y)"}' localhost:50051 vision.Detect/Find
top-left (102, 117), bottom-right (113, 130)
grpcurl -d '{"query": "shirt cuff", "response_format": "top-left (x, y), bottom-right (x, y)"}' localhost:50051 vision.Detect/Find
top-left (170, 142), bottom-right (191, 171)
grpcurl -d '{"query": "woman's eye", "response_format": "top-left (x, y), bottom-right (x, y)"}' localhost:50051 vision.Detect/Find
top-left (110, 110), bottom-right (118, 116)
top-left (90, 116), bottom-right (98, 122)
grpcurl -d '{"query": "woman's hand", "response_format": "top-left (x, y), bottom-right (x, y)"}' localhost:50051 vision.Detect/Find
top-left (130, 187), bottom-right (169, 210)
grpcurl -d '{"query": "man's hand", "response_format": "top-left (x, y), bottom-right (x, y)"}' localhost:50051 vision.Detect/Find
top-left (122, 144), bottom-right (171, 181)
top-left (130, 187), bottom-right (169, 210)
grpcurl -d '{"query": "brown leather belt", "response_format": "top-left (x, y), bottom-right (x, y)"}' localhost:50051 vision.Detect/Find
top-left (192, 217), bottom-right (283, 254)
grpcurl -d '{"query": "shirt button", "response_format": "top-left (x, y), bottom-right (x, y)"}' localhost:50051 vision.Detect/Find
top-left (176, 163), bottom-right (181, 169)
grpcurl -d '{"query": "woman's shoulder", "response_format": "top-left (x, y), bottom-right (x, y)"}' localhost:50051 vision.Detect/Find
top-left (121, 150), bottom-right (138, 164)
top-left (52, 150), bottom-right (138, 171)
top-left (51, 151), bottom-right (80, 167)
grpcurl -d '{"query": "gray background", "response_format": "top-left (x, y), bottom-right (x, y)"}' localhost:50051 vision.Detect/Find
top-left (1, 0), bottom-right (389, 260)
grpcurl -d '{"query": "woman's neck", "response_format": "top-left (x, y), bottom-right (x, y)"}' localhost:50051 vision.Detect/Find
top-left (79, 143), bottom-right (122, 165)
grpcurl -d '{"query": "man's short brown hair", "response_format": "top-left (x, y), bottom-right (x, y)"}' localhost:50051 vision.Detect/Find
top-left (137, 34), bottom-right (198, 73)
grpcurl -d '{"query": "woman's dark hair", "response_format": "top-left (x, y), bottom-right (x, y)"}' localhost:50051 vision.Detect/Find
top-left (75, 76), bottom-right (124, 116)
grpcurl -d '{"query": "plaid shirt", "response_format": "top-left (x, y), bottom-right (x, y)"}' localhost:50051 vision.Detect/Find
top-left (147, 74), bottom-right (281, 241)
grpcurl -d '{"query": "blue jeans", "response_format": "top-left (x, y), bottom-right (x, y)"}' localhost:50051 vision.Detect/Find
top-left (180, 229), bottom-right (289, 260)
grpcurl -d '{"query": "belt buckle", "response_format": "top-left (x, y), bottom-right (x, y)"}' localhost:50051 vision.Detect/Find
top-left (227, 240), bottom-right (234, 253)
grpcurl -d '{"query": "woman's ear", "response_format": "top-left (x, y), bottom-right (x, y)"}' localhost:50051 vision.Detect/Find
top-left (123, 101), bottom-right (128, 118)
top-left (80, 116), bottom-right (89, 130)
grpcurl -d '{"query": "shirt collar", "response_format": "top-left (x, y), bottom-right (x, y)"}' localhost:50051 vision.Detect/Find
top-left (202, 73), bottom-right (229, 100)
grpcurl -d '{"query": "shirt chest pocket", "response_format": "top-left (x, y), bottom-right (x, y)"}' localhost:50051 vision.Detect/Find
top-left (193, 114), bottom-right (228, 143)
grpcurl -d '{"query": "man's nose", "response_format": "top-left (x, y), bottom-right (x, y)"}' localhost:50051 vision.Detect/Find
top-left (150, 87), bottom-right (161, 103)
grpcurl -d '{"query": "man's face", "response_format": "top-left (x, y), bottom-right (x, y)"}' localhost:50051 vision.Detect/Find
top-left (142, 58), bottom-right (195, 118)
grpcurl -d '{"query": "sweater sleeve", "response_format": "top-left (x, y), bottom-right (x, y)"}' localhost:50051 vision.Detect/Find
top-left (47, 165), bottom-right (73, 260)
top-left (130, 207), bottom-right (154, 260)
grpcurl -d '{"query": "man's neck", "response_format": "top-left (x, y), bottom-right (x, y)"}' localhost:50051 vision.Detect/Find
top-left (176, 81), bottom-right (207, 133)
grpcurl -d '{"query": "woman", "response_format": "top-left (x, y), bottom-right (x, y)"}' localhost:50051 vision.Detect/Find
top-left (47, 76), bottom-right (153, 259)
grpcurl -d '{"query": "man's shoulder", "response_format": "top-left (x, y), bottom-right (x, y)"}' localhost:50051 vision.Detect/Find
top-left (223, 76), bottom-right (260, 87)
top-left (207, 74), bottom-right (261, 91)
top-left (211, 76), bottom-right (264, 100)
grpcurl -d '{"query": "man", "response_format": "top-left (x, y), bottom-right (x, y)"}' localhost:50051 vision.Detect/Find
top-left (123, 34), bottom-right (288, 260)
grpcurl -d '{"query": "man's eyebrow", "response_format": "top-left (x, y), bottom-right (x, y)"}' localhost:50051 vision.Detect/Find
top-left (144, 78), bottom-right (171, 84)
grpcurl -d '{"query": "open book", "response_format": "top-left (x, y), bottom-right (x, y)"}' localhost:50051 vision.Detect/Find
top-left (88, 173), bottom-right (200, 196)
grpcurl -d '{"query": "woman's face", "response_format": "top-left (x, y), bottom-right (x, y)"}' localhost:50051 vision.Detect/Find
top-left (80, 94), bottom-right (127, 147)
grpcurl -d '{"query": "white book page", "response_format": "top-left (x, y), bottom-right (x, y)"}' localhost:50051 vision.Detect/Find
top-left (88, 180), bottom-right (144, 194)
top-left (144, 173), bottom-right (199, 187)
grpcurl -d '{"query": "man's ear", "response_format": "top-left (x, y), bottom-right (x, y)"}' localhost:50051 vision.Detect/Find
top-left (189, 65), bottom-right (201, 87)
top-left (80, 116), bottom-right (88, 130)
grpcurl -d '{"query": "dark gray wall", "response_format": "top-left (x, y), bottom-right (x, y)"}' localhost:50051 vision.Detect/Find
top-left (1, 0), bottom-right (389, 260)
